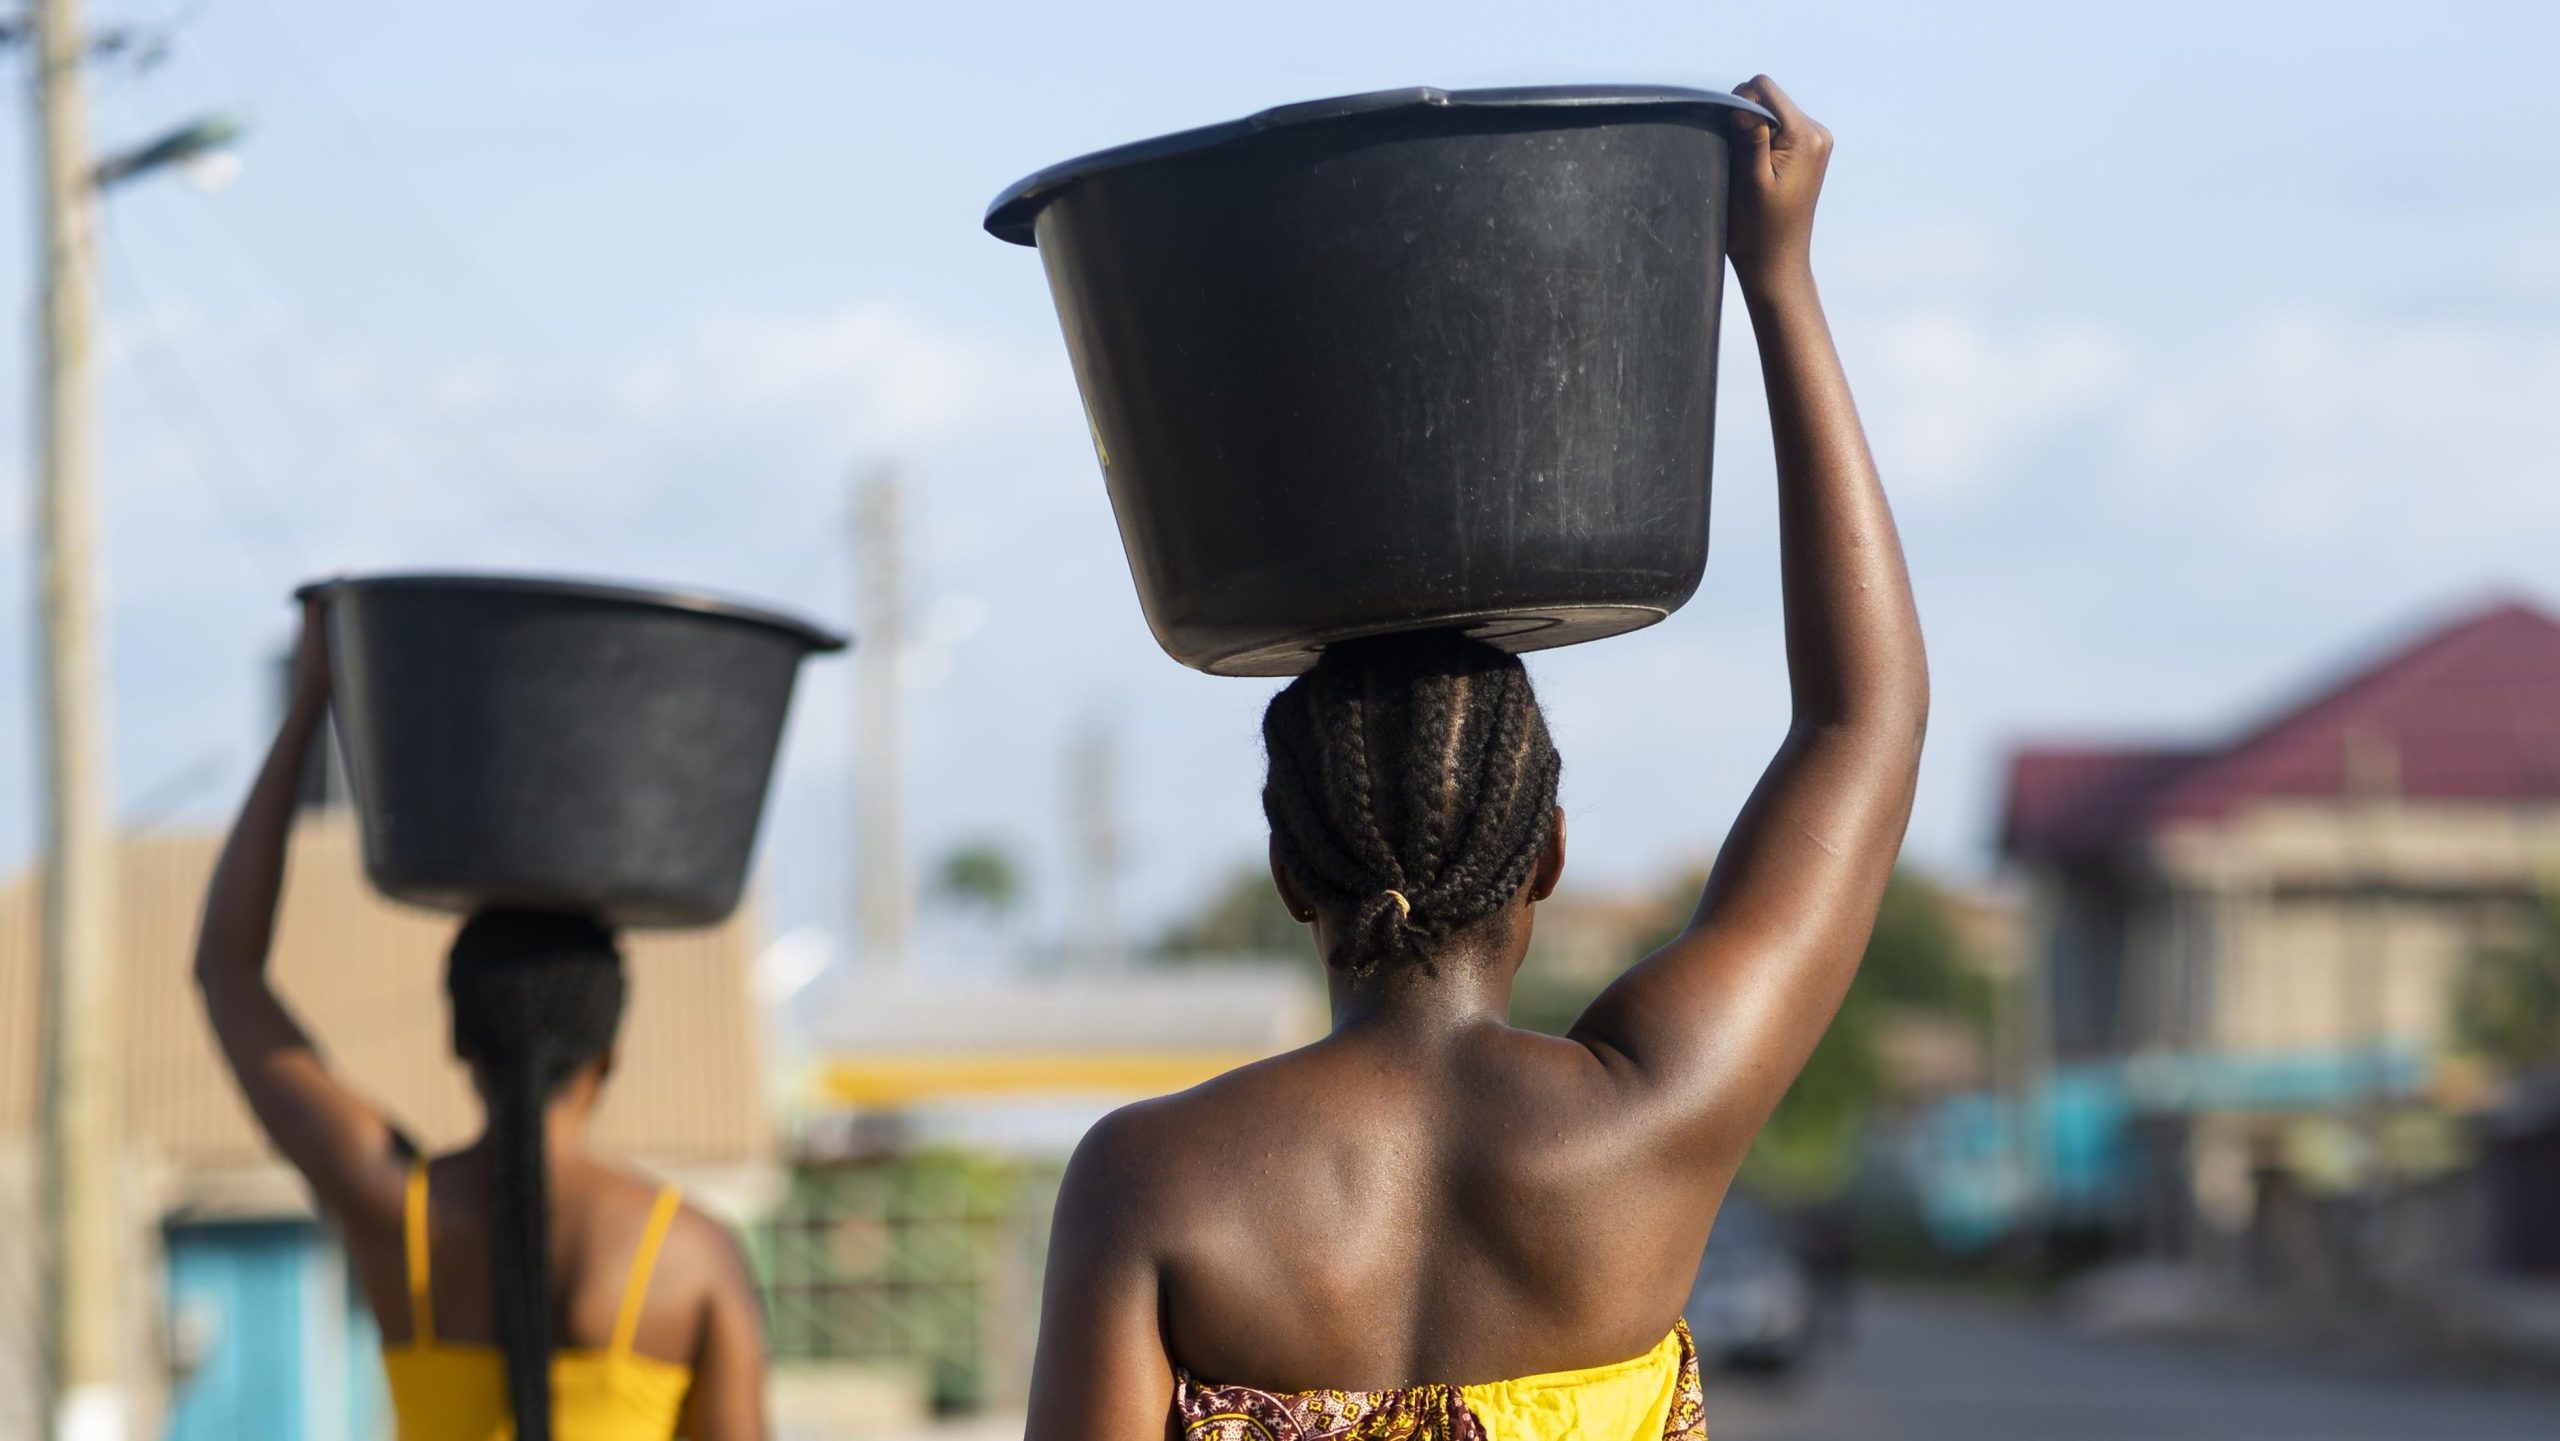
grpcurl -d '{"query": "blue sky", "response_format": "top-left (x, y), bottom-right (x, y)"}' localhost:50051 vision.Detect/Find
top-left (3, 0), bottom-right (2557, 966)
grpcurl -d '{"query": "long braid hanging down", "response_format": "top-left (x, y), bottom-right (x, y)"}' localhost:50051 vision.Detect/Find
top-left (1263, 631), bottom-right (1563, 979)
top-left (447, 909), bottom-right (628, 1441)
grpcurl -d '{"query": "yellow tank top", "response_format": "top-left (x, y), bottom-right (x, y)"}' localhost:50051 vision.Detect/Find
top-left (384, 1164), bottom-right (695, 1441)
top-left (1173, 1321), bottom-right (1707, 1439)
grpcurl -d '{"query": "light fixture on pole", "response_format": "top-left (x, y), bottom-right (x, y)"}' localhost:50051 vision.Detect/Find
top-left (93, 111), bottom-right (244, 191)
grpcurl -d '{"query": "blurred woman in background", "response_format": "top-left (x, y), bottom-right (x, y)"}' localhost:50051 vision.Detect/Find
top-left (196, 606), bottom-right (770, 1440)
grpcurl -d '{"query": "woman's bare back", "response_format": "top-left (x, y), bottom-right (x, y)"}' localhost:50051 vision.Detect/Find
top-left (347, 1149), bottom-right (728, 1368)
top-left (1092, 1021), bottom-right (1727, 1390)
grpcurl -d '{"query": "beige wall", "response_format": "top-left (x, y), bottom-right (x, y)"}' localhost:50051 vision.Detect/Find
top-left (2154, 800), bottom-right (2560, 889)
top-left (2, 815), bottom-right (776, 1179)
top-left (2205, 892), bottom-right (2477, 1054)
top-left (2119, 800), bottom-right (2560, 1061)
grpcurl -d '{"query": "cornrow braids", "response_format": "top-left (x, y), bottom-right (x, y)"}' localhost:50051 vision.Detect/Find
top-left (1262, 631), bottom-right (1562, 981)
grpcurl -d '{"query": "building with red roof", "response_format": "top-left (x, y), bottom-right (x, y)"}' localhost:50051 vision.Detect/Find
top-left (2006, 600), bottom-right (2560, 864)
top-left (1996, 597), bottom-right (2560, 1260)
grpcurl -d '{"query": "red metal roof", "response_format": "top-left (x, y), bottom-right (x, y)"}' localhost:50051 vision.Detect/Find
top-left (2001, 745), bottom-right (2206, 859)
top-left (2002, 599), bottom-right (2560, 859)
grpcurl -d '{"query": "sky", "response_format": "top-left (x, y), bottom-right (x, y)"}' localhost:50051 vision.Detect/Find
top-left (2, 0), bottom-right (2556, 976)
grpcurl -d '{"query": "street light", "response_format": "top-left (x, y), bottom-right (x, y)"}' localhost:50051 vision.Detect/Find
top-left (93, 111), bottom-right (245, 191)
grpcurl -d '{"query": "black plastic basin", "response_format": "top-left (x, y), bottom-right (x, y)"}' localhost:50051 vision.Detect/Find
top-left (987, 84), bottom-right (1771, 676)
top-left (298, 573), bottom-right (848, 929)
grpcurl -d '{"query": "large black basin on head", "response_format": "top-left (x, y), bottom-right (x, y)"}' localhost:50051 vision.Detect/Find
top-left (299, 573), bottom-right (848, 930)
top-left (988, 84), bottom-right (1772, 677)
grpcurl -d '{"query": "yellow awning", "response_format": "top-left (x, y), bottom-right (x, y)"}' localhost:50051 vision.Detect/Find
top-left (818, 1051), bottom-right (1267, 1107)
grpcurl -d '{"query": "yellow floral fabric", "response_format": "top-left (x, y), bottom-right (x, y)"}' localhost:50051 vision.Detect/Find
top-left (1175, 1321), bottom-right (1706, 1441)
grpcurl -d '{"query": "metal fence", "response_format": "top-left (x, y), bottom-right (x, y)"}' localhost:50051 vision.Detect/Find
top-left (755, 1153), bottom-right (1060, 1414)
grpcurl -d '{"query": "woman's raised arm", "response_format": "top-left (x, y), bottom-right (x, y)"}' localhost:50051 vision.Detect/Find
top-left (194, 604), bottom-right (409, 1223)
top-left (1571, 75), bottom-right (1929, 1166)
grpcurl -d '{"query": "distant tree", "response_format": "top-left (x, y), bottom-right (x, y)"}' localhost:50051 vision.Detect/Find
top-left (1509, 966), bottom-right (1606, 1038)
top-left (931, 841), bottom-right (1024, 920)
top-left (1507, 867), bottom-right (1704, 1037)
top-left (1511, 866), bottom-right (1992, 1197)
top-left (1859, 870), bottom-right (1998, 1033)
top-left (1746, 991), bottom-right (1886, 1198)
top-left (2458, 888), bottom-right (2560, 1073)
top-left (1153, 861), bottom-right (1309, 962)
top-left (1751, 870), bottom-right (1998, 1195)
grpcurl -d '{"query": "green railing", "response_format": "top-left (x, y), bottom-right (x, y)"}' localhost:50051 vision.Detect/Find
top-left (754, 1153), bottom-right (1059, 1412)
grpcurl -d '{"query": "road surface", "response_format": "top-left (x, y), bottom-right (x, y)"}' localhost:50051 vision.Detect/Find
top-left (1704, 1290), bottom-right (2557, 1441)
top-left (877, 1290), bottom-right (2556, 1440)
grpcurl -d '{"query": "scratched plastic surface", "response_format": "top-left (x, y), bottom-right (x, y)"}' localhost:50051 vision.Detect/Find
top-left (989, 85), bottom-right (1769, 676)
top-left (300, 573), bottom-right (845, 929)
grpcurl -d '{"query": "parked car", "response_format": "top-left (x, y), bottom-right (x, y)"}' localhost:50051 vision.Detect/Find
top-left (1684, 1191), bottom-right (1818, 1372)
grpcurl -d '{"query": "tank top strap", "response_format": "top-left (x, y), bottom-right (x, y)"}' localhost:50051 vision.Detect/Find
top-left (403, 1162), bottom-right (436, 1346)
top-left (609, 1185), bottom-right (685, 1357)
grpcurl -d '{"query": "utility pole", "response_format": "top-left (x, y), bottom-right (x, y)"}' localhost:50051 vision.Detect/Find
top-left (29, 1), bottom-right (119, 1436)
top-left (2342, 725), bottom-right (2399, 1294)
top-left (853, 467), bottom-right (912, 971)
top-left (2344, 727), bottom-right (2398, 1096)
top-left (1067, 719), bottom-right (1123, 967)
top-left (2017, 879), bottom-right (2057, 1269)
top-left (12, 8), bottom-right (240, 1431)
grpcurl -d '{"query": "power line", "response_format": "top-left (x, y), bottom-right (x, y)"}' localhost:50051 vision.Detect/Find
top-left (131, 15), bottom-right (592, 547)
top-left (165, 190), bottom-right (580, 545)
top-left (122, 744), bottom-right (228, 831)
top-left (138, 0), bottom-right (872, 586)
top-left (77, 7), bottom-right (578, 559)
top-left (219, 0), bottom-right (737, 480)
top-left (94, 207), bottom-right (310, 580)
top-left (232, 0), bottom-right (584, 354)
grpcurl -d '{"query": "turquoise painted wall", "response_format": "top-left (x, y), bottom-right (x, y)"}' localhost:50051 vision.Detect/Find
top-left (166, 1220), bottom-right (386, 1441)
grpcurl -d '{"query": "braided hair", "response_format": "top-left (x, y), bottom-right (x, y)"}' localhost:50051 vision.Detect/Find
top-left (446, 908), bottom-right (628, 1441)
top-left (1262, 631), bottom-right (1563, 980)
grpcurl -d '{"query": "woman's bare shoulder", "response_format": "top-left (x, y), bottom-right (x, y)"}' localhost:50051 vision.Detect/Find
top-left (662, 1200), bottom-right (759, 1302)
top-left (1057, 1039), bottom-right (1423, 1252)
top-left (598, 1166), bottom-right (748, 1263)
top-left (1085, 1043), bottom-right (1343, 1166)
top-left (593, 1170), bottom-right (759, 1338)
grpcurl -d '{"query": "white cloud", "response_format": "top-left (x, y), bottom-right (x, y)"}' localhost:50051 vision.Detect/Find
top-left (623, 301), bottom-right (1070, 456)
top-left (2501, 225), bottom-right (2560, 299)
top-left (1849, 308), bottom-right (2130, 497)
top-left (1814, 284), bottom-right (2560, 563)
top-left (1827, 215), bottom-right (2020, 295)
top-left (2121, 311), bottom-right (2560, 550)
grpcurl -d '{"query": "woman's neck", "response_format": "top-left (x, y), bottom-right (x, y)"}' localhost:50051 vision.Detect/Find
top-left (459, 1099), bottom-right (596, 1167)
top-left (1327, 956), bottom-right (1515, 1042)
top-left (542, 1106), bottom-right (593, 1162)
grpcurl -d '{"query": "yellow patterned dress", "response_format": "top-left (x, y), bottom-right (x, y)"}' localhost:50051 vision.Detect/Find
top-left (1173, 1321), bottom-right (1707, 1441)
